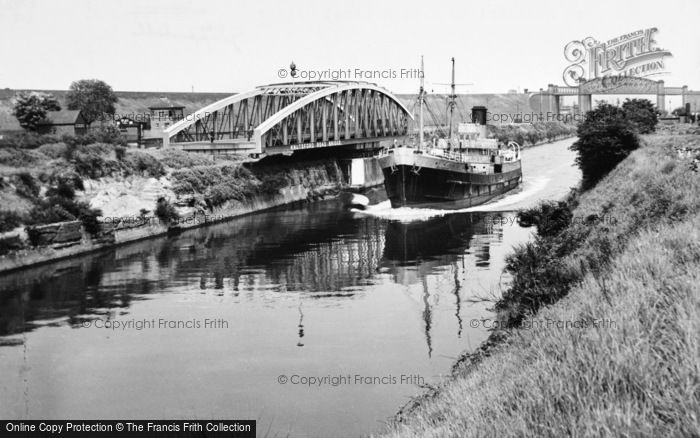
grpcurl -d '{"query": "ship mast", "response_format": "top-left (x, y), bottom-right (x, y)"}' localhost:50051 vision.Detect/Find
top-left (449, 57), bottom-right (457, 145)
top-left (419, 55), bottom-right (425, 149)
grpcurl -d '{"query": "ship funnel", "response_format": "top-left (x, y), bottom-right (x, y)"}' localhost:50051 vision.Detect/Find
top-left (471, 106), bottom-right (487, 125)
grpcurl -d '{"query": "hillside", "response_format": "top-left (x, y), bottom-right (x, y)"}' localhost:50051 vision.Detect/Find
top-left (0, 89), bottom-right (231, 132)
top-left (0, 88), bottom-right (537, 132)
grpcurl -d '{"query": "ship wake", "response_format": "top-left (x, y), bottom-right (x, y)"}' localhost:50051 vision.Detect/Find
top-left (354, 176), bottom-right (551, 223)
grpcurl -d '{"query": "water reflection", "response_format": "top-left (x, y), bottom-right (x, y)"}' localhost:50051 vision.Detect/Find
top-left (0, 202), bottom-right (507, 345)
top-left (379, 214), bottom-right (491, 357)
top-left (0, 198), bottom-right (518, 436)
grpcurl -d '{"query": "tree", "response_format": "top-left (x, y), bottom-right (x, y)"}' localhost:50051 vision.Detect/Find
top-left (11, 91), bottom-right (61, 131)
top-left (621, 98), bottom-right (659, 134)
top-left (570, 104), bottom-right (639, 190)
top-left (671, 106), bottom-right (687, 116)
top-left (66, 79), bottom-right (118, 126)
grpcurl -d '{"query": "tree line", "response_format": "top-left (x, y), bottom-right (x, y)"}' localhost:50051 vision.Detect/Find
top-left (10, 79), bottom-right (118, 131)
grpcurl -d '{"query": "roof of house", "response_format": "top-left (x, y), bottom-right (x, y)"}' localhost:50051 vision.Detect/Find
top-left (37, 109), bottom-right (83, 126)
top-left (147, 97), bottom-right (185, 109)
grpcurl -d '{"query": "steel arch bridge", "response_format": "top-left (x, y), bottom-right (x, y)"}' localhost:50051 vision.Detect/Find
top-left (163, 81), bottom-right (413, 155)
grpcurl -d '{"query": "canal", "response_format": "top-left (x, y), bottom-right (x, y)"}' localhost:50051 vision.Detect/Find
top-left (0, 138), bottom-right (579, 437)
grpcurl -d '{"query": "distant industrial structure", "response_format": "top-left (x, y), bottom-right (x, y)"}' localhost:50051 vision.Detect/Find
top-left (533, 77), bottom-right (700, 114)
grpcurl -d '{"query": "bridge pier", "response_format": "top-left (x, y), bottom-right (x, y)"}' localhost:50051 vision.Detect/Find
top-left (656, 80), bottom-right (666, 113)
top-left (549, 94), bottom-right (560, 115)
top-left (338, 141), bottom-right (385, 189)
top-left (346, 156), bottom-right (383, 188)
top-left (578, 94), bottom-right (592, 114)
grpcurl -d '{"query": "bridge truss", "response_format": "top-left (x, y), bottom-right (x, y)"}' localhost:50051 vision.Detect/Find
top-left (163, 81), bottom-right (413, 155)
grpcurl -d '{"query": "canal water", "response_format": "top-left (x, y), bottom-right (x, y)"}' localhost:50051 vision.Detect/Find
top-left (0, 138), bottom-right (579, 437)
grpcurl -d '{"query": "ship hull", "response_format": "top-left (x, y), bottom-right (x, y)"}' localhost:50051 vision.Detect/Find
top-left (378, 148), bottom-right (522, 209)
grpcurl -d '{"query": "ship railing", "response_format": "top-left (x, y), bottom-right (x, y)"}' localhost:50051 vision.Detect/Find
top-left (426, 148), bottom-right (471, 163)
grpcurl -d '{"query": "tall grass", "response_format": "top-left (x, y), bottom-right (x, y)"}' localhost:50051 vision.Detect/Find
top-left (380, 132), bottom-right (700, 437)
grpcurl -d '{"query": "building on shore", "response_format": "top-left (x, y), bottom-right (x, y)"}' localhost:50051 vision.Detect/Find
top-left (36, 109), bottom-right (87, 136)
top-left (139, 97), bottom-right (186, 147)
top-left (145, 97), bottom-right (185, 137)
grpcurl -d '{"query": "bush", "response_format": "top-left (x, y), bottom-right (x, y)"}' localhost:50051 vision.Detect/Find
top-left (61, 126), bottom-right (126, 146)
top-left (0, 148), bottom-right (47, 167)
top-left (121, 150), bottom-right (166, 177)
top-left (0, 131), bottom-right (60, 149)
top-left (78, 207), bottom-right (102, 235)
top-left (45, 173), bottom-right (84, 199)
top-left (15, 172), bottom-right (41, 199)
top-left (259, 172), bottom-right (289, 195)
top-left (497, 238), bottom-right (581, 326)
top-left (171, 164), bottom-right (260, 208)
top-left (25, 226), bottom-right (43, 247)
top-left (517, 201), bottom-right (573, 237)
top-left (487, 121), bottom-right (576, 146)
top-left (37, 142), bottom-right (68, 158)
top-left (26, 203), bottom-right (75, 225)
top-left (497, 200), bottom-right (588, 326)
top-left (154, 198), bottom-right (179, 225)
top-left (0, 236), bottom-right (24, 255)
top-left (115, 146), bottom-right (126, 161)
top-left (67, 143), bottom-right (164, 178)
top-left (23, 173), bottom-right (99, 233)
top-left (158, 149), bottom-right (215, 169)
top-left (571, 104), bottom-right (639, 190)
top-left (0, 210), bottom-right (23, 232)
top-left (71, 145), bottom-right (114, 178)
top-left (622, 98), bottom-right (659, 134)
top-left (25, 197), bottom-right (102, 233)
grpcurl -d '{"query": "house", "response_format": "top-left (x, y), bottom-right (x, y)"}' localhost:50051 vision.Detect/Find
top-left (145, 97), bottom-right (185, 138)
top-left (36, 109), bottom-right (87, 136)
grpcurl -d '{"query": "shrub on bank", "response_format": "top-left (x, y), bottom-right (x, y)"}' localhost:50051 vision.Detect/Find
top-left (67, 143), bottom-right (165, 178)
top-left (0, 147), bottom-right (48, 168)
top-left (621, 98), bottom-right (659, 134)
top-left (23, 172), bottom-right (102, 237)
top-left (154, 198), bottom-right (179, 225)
top-left (497, 199), bottom-right (588, 326)
top-left (0, 210), bottom-right (23, 232)
top-left (488, 121), bottom-right (577, 146)
top-left (0, 131), bottom-right (61, 149)
top-left (156, 148), bottom-right (219, 169)
top-left (15, 172), bottom-right (41, 199)
top-left (571, 104), bottom-right (639, 189)
top-left (0, 126), bottom-right (126, 150)
top-left (37, 142), bottom-right (69, 159)
top-left (171, 164), bottom-right (261, 208)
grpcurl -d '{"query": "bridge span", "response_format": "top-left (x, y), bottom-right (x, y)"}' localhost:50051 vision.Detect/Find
top-left (163, 81), bottom-right (413, 156)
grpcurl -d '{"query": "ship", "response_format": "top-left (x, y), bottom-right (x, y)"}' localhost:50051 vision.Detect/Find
top-left (377, 57), bottom-right (522, 209)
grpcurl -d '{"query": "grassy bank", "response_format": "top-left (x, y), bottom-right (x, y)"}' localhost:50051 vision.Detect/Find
top-left (381, 128), bottom-right (700, 437)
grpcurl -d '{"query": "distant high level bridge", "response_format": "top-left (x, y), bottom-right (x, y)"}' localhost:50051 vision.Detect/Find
top-left (162, 81), bottom-right (413, 156)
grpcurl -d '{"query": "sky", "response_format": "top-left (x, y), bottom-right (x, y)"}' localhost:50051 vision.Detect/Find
top-left (1, 0), bottom-right (699, 94)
